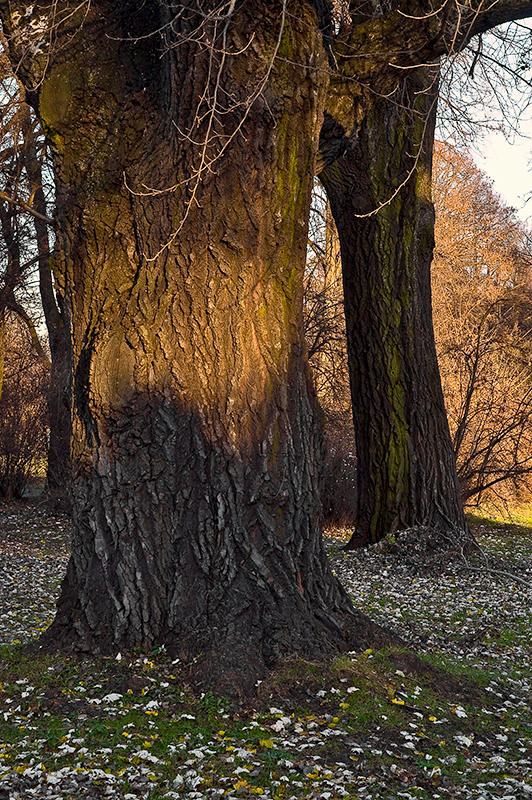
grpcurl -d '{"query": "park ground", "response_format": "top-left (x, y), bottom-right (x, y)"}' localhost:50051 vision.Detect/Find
top-left (0, 503), bottom-right (530, 800)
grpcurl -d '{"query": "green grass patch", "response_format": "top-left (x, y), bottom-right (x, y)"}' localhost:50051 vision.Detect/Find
top-left (1, 642), bottom-right (530, 799)
top-left (1, 507), bottom-right (530, 799)
top-left (467, 502), bottom-right (532, 530)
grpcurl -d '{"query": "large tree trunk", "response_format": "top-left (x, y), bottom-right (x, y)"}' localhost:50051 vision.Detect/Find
top-left (1, 0), bottom-right (384, 692)
top-left (321, 69), bottom-right (471, 548)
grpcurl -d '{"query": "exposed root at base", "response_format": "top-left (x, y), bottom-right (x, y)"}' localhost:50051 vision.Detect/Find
top-left (32, 609), bottom-right (402, 700)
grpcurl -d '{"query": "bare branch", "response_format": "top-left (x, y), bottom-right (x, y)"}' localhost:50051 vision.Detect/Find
top-left (0, 189), bottom-right (54, 225)
top-left (466, 0), bottom-right (532, 40)
top-left (7, 299), bottom-right (51, 369)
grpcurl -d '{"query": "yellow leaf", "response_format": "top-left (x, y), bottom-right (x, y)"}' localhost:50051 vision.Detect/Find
top-left (259, 739), bottom-right (274, 749)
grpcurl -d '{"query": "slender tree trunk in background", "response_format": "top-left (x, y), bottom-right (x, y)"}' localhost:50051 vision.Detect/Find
top-left (22, 110), bottom-right (71, 507)
top-left (0, 184), bottom-right (25, 404)
top-left (322, 69), bottom-right (471, 548)
top-left (1, 1), bottom-right (385, 692)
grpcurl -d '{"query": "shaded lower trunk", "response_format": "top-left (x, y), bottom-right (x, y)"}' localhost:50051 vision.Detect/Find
top-left (321, 69), bottom-right (471, 549)
top-left (9, 0), bottom-right (389, 692)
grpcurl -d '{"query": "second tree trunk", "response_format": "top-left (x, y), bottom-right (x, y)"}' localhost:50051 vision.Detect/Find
top-left (322, 70), bottom-right (470, 548)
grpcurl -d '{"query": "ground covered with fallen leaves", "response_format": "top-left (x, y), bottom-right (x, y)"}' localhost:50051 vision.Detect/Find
top-left (0, 503), bottom-right (530, 800)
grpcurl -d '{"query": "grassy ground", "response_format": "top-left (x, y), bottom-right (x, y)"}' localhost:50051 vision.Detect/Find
top-left (0, 505), bottom-right (530, 799)
top-left (467, 504), bottom-right (532, 530)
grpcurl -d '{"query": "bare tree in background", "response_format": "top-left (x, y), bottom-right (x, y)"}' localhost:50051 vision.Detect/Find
top-left (0, 312), bottom-right (48, 498)
top-left (0, 43), bottom-right (70, 503)
top-left (320, 2), bottom-right (532, 548)
top-left (306, 145), bottom-right (532, 520)
top-left (305, 188), bottom-right (357, 523)
top-left (432, 143), bottom-right (532, 505)
top-left (0, 49), bottom-right (49, 394)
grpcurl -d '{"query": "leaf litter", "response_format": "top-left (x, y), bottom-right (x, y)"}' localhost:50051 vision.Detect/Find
top-left (0, 503), bottom-right (530, 799)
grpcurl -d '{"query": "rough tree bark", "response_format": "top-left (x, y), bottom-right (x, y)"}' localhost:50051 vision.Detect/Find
top-left (2, 0), bottom-right (531, 687)
top-left (315, 0), bottom-right (532, 547)
top-left (321, 69), bottom-right (470, 548)
top-left (0, 0), bottom-right (385, 692)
